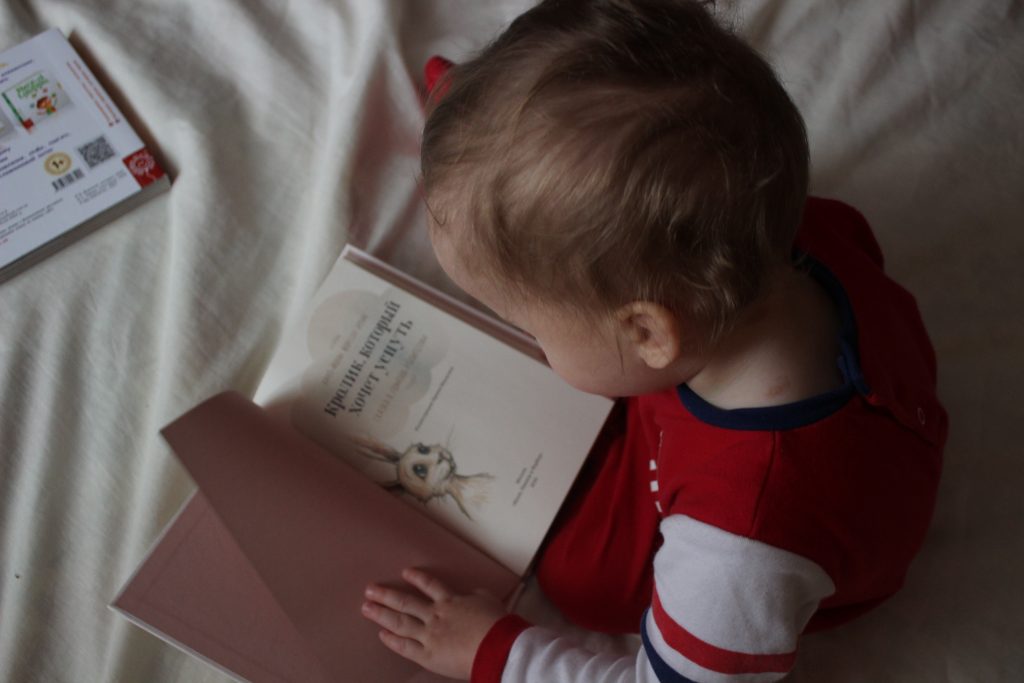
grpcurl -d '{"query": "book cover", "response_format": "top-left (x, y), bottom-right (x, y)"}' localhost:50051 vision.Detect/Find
top-left (0, 29), bottom-right (170, 281)
top-left (1, 68), bottom-right (72, 131)
top-left (114, 248), bottom-right (614, 682)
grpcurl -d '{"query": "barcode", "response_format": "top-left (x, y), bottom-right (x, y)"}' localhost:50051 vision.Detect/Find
top-left (52, 168), bottom-right (85, 191)
top-left (78, 135), bottom-right (115, 169)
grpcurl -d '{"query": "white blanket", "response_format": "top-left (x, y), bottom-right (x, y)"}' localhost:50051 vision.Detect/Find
top-left (1, 1), bottom-right (1022, 680)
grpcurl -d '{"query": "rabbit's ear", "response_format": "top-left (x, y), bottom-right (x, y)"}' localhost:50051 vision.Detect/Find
top-left (446, 485), bottom-right (473, 520)
top-left (347, 435), bottom-right (400, 463)
top-left (446, 474), bottom-right (494, 520)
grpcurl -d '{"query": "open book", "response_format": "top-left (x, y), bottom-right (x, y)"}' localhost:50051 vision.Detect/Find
top-left (112, 246), bottom-right (614, 683)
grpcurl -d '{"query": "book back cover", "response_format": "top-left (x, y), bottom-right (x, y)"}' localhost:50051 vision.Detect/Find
top-left (0, 29), bottom-right (169, 279)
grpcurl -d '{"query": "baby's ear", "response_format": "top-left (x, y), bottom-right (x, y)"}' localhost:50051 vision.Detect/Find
top-left (615, 302), bottom-right (683, 370)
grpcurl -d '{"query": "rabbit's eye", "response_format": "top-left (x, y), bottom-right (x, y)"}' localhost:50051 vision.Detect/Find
top-left (417, 444), bottom-right (430, 455)
top-left (412, 463), bottom-right (429, 480)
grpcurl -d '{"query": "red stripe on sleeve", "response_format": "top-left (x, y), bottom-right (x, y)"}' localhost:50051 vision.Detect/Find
top-left (651, 592), bottom-right (796, 675)
top-left (470, 614), bottom-right (532, 683)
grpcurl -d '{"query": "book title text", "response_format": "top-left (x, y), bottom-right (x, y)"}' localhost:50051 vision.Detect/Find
top-left (323, 299), bottom-right (414, 417)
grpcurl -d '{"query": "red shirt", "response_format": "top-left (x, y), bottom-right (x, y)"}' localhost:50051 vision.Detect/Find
top-left (477, 198), bottom-right (947, 682)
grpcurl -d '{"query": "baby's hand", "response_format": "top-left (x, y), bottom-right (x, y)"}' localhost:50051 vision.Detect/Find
top-left (361, 567), bottom-right (506, 680)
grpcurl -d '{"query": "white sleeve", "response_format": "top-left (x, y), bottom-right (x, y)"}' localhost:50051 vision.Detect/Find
top-left (493, 515), bottom-right (835, 683)
top-left (501, 625), bottom-right (661, 683)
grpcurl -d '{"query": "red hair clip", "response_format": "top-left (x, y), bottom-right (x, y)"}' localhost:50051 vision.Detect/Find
top-left (424, 55), bottom-right (454, 98)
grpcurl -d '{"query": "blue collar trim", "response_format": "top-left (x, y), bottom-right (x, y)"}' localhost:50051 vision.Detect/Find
top-left (676, 253), bottom-right (867, 432)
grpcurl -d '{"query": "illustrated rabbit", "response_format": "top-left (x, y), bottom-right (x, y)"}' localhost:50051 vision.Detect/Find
top-left (349, 435), bottom-right (493, 519)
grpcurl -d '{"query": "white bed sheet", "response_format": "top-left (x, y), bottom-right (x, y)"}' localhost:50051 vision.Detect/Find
top-left (0, 1), bottom-right (1021, 681)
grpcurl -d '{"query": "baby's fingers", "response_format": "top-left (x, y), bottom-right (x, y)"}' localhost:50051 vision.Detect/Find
top-left (361, 601), bottom-right (424, 640)
top-left (365, 583), bottom-right (432, 622)
top-left (402, 567), bottom-right (452, 602)
top-left (378, 629), bottom-right (426, 664)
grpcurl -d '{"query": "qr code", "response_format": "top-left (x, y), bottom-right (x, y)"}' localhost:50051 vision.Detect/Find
top-left (77, 136), bottom-right (115, 169)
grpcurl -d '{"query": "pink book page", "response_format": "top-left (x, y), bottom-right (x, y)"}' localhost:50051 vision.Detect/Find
top-left (155, 391), bottom-right (519, 682)
top-left (112, 493), bottom-right (332, 683)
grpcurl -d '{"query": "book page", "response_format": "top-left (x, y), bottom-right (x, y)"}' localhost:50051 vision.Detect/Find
top-left (112, 494), bottom-right (334, 683)
top-left (256, 249), bottom-right (613, 576)
top-left (148, 392), bottom-right (513, 683)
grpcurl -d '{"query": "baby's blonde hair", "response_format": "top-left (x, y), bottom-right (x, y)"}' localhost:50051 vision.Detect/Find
top-left (422, 0), bottom-right (809, 347)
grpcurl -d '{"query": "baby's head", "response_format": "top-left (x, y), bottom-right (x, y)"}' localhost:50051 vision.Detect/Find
top-left (422, 0), bottom-right (809, 397)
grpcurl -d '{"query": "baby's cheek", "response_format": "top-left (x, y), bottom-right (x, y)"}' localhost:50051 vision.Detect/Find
top-left (543, 354), bottom-right (577, 385)
top-left (550, 358), bottom-right (602, 394)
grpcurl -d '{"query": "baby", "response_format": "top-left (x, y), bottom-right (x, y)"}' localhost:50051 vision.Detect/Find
top-left (361, 1), bottom-right (947, 681)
